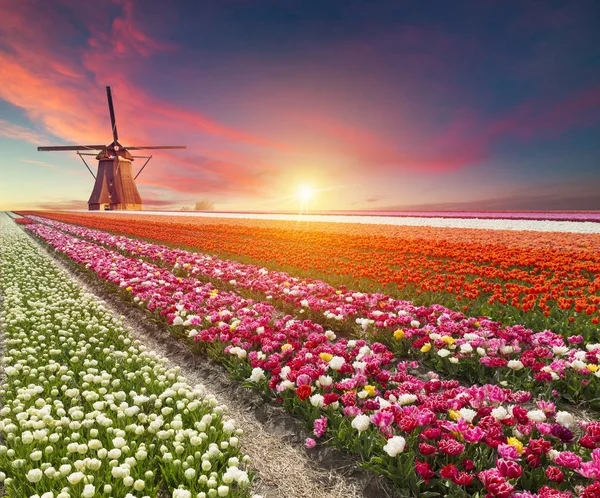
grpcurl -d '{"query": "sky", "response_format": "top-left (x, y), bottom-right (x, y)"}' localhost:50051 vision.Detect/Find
top-left (0, 0), bottom-right (599, 212)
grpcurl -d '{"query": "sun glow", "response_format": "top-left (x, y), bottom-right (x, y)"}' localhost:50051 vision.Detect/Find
top-left (297, 185), bottom-right (315, 202)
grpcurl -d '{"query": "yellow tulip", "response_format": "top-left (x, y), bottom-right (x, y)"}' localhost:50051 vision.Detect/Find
top-left (364, 385), bottom-right (376, 396)
top-left (507, 437), bottom-right (524, 454)
top-left (448, 409), bottom-right (460, 420)
top-left (393, 329), bottom-right (405, 340)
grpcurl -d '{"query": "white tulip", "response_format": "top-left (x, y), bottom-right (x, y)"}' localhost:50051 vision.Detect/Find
top-left (507, 360), bottom-right (524, 370)
top-left (329, 356), bottom-right (345, 371)
top-left (26, 468), bottom-right (43, 483)
top-left (527, 410), bottom-right (547, 422)
top-left (82, 484), bottom-right (95, 498)
top-left (67, 471), bottom-right (85, 485)
top-left (555, 411), bottom-right (575, 428)
top-left (351, 415), bottom-right (370, 433)
top-left (383, 436), bottom-right (406, 457)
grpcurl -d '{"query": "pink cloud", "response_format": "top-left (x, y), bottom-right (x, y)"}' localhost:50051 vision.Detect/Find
top-left (292, 111), bottom-right (487, 172)
top-left (139, 197), bottom-right (184, 209)
top-left (289, 83), bottom-right (600, 174)
top-left (137, 152), bottom-right (273, 197)
top-left (20, 159), bottom-right (57, 169)
top-left (36, 199), bottom-right (88, 211)
top-left (104, 0), bottom-right (178, 57)
top-left (490, 85), bottom-right (600, 140)
top-left (0, 120), bottom-right (47, 143)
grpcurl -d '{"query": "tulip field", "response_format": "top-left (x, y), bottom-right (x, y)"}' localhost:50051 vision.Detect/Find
top-left (2, 212), bottom-right (600, 498)
top-left (0, 215), bottom-right (251, 498)
top-left (25, 211), bottom-right (600, 338)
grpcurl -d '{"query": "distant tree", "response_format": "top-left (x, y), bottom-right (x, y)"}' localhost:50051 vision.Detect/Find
top-left (194, 200), bottom-right (215, 211)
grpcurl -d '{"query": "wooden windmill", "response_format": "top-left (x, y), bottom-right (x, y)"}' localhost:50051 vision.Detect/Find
top-left (38, 86), bottom-right (186, 211)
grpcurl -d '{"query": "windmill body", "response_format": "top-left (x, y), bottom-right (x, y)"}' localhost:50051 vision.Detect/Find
top-left (38, 87), bottom-right (186, 211)
top-left (89, 148), bottom-right (142, 210)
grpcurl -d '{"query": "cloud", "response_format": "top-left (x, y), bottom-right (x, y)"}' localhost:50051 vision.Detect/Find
top-left (289, 81), bottom-right (600, 175)
top-left (385, 192), bottom-right (600, 212)
top-left (138, 152), bottom-right (272, 196)
top-left (351, 195), bottom-right (385, 206)
top-left (94, 0), bottom-right (179, 58)
top-left (36, 199), bottom-right (88, 211)
top-left (0, 120), bottom-right (46, 143)
top-left (288, 110), bottom-right (483, 173)
top-left (20, 159), bottom-right (58, 169)
top-left (140, 197), bottom-right (183, 209)
top-left (488, 85), bottom-right (600, 140)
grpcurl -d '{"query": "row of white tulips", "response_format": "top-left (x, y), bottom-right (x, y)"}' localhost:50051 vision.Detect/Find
top-left (0, 214), bottom-right (253, 498)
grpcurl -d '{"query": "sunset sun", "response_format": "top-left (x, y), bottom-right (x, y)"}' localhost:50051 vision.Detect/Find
top-left (297, 185), bottom-right (315, 202)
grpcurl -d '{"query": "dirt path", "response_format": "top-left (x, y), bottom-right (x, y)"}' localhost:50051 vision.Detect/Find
top-left (23, 227), bottom-right (401, 498)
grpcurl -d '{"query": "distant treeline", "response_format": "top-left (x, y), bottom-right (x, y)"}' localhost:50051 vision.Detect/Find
top-left (180, 200), bottom-right (215, 211)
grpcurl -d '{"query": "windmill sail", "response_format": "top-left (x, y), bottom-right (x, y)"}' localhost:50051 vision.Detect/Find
top-left (106, 86), bottom-right (119, 142)
top-left (126, 146), bottom-right (187, 150)
top-left (38, 145), bottom-right (106, 151)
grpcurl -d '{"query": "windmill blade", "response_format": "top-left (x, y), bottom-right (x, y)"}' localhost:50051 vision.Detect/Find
top-left (126, 145), bottom-right (187, 150)
top-left (38, 145), bottom-right (106, 151)
top-left (106, 86), bottom-right (119, 142)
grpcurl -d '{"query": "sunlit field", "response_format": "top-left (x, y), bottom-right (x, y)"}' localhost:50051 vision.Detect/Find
top-left (2, 210), bottom-right (598, 498)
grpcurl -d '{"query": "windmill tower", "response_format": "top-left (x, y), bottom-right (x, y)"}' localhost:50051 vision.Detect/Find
top-left (38, 86), bottom-right (186, 211)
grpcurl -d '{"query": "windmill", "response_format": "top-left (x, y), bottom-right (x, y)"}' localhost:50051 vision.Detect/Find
top-left (38, 86), bottom-right (186, 211)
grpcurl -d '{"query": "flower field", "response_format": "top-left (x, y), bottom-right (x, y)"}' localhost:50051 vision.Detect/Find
top-left (0, 213), bottom-right (600, 498)
top-left (24, 215), bottom-right (600, 407)
top-left (0, 211), bottom-right (595, 497)
top-left (22, 211), bottom-right (600, 340)
top-left (0, 215), bottom-right (252, 498)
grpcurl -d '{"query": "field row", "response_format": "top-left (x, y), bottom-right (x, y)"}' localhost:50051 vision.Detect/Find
top-left (0, 215), bottom-right (252, 498)
top-left (94, 211), bottom-right (600, 230)
top-left (18, 216), bottom-right (600, 497)
top-left (26, 212), bottom-right (600, 340)
top-left (28, 215), bottom-right (600, 407)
